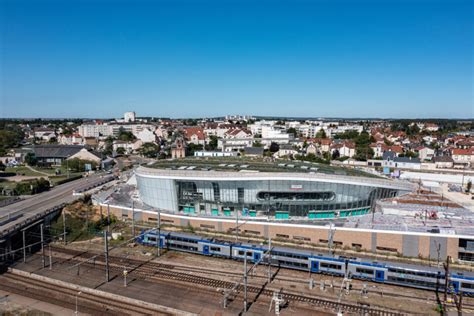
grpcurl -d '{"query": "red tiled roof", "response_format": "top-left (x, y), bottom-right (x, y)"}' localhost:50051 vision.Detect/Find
top-left (183, 127), bottom-right (205, 140)
top-left (452, 148), bottom-right (474, 156)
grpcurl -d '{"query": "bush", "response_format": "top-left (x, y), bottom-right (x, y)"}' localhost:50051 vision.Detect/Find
top-left (14, 178), bottom-right (50, 195)
top-left (51, 175), bottom-right (82, 185)
top-left (62, 158), bottom-right (97, 172)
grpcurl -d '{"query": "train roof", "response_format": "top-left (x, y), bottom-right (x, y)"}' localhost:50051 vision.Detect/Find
top-left (168, 231), bottom-right (206, 240)
top-left (271, 245), bottom-right (317, 256)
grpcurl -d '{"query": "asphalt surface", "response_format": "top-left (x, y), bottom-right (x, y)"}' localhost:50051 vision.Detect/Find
top-left (0, 174), bottom-right (115, 232)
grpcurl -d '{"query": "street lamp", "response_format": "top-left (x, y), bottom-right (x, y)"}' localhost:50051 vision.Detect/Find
top-left (66, 154), bottom-right (71, 179)
top-left (75, 291), bottom-right (82, 315)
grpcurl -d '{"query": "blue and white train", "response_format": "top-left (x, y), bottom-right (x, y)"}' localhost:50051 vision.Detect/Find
top-left (137, 230), bottom-right (474, 295)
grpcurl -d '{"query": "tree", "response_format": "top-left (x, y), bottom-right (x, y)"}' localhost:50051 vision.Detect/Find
top-left (287, 128), bottom-right (297, 137)
top-left (0, 128), bottom-right (24, 156)
top-left (399, 150), bottom-right (418, 158)
top-left (269, 142), bottom-right (280, 153)
top-left (206, 135), bottom-right (218, 151)
top-left (252, 141), bottom-right (263, 148)
top-left (116, 147), bottom-right (126, 155)
top-left (332, 149), bottom-right (340, 160)
top-left (24, 153), bottom-right (37, 166)
top-left (467, 180), bottom-right (472, 193)
top-left (186, 143), bottom-right (203, 156)
top-left (138, 143), bottom-right (160, 158)
top-left (0, 161), bottom-right (5, 172)
top-left (315, 129), bottom-right (327, 139)
top-left (63, 158), bottom-right (97, 172)
top-left (333, 130), bottom-right (358, 140)
top-left (354, 130), bottom-right (374, 161)
top-left (117, 128), bottom-right (136, 142)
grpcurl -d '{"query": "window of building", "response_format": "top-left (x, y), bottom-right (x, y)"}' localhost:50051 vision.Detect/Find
top-left (293, 236), bottom-right (311, 241)
top-left (238, 187), bottom-right (245, 203)
top-left (376, 246), bottom-right (398, 253)
top-left (244, 230), bottom-right (260, 235)
top-left (212, 182), bottom-right (220, 201)
top-left (200, 224), bottom-right (215, 229)
top-left (256, 191), bottom-right (335, 201)
top-left (276, 234), bottom-right (289, 239)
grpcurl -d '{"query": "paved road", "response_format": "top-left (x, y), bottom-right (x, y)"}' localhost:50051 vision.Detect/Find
top-left (0, 175), bottom-right (115, 233)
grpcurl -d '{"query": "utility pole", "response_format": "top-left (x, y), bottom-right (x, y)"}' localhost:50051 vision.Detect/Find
top-left (131, 200), bottom-right (135, 238)
top-left (123, 269), bottom-right (128, 287)
top-left (107, 203), bottom-right (111, 233)
top-left (443, 256), bottom-right (451, 315)
top-left (244, 255), bottom-right (248, 313)
top-left (157, 211), bottom-right (161, 257)
top-left (22, 229), bottom-right (26, 263)
top-left (104, 231), bottom-right (110, 282)
top-left (268, 237), bottom-right (272, 283)
top-left (328, 223), bottom-right (336, 256)
top-left (62, 210), bottom-right (67, 245)
top-left (48, 244), bottom-right (52, 270)
top-left (40, 224), bottom-right (45, 268)
top-left (236, 209), bottom-right (239, 241)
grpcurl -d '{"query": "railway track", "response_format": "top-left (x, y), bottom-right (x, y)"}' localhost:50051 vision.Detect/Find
top-left (0, 271), bottom-right (172, 315)
top-left (47, 246), bottom-right (474, 310)
top-left (47, 246), bottom-right (408, 315)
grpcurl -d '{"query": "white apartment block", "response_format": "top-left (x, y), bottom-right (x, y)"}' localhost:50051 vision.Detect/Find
top-left (78, 124), bottom-right (113, 138)
top-left (124, 111), bottom-right (136, 123)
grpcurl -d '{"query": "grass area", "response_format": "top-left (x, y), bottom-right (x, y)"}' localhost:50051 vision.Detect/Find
top-left (5, 166), bottom-right (46, 177)
top-left (0, 179), bottom-right (18, 190)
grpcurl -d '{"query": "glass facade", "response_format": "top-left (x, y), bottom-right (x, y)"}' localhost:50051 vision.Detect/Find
top-left (136, 168), bottom-right (411, 219)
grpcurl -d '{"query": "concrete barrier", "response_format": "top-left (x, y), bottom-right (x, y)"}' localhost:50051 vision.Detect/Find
top-left (9, 268), bottom-right (197, 316)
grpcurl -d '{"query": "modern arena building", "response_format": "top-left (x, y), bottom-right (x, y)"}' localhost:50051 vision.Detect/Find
top-left (135, 165), bottom-right (414, 220)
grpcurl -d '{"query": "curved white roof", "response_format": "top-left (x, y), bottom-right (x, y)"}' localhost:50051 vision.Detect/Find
top-left (136, 166), bottom-right (414, 191)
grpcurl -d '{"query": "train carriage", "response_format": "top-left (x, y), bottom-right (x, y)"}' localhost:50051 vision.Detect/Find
top-left (309, 256), bottom-right (346, 276)
top-left (384, 263), bottom-right (443, 291)
top-left (270, 246), bottom-right (312, 271)
top-left (347, 261), bottom-right (387, 282)
top-left (198, 240), bottom-right (232, 258)
top-left (451, 274), bottom-right (474, 296)
top-left (166, 232), bottom-right (201, 253)
top-left (232, 244), bottom-right (266, 262)
top-left (136, 230), bottom-right (474, 295)
top-left (138, 230), bottom-right (168, 248)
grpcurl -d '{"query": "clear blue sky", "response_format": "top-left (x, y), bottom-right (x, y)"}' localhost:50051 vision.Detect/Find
top-left (1, 0), bottom-right (472, 119)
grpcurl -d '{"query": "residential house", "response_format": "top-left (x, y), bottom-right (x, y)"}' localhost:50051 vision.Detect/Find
top-left (432, 156), bottom-right (454, 169)
top-left (58, 133), bottom-right (83, 145)
top-left (306, 143), bottom-right (319, 156)
top-left (183, 127), bottom-right (206, 146)
top-left (451, 148), bottom-right (474, 167)
top-left (424, 123), bottom-right (439, 132)
top-left (331, 141), bottom-right (355, 158)
top-left (383, 154), bottom-right (421, 170)
top-left (137, 128), bottom-right (157, 143)
top-left (274, 145), bottom-right (298, 158)
top-left (224, 128), bottom-right (252, 139)
top-left (416, 147), bottom-right (435, 161)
